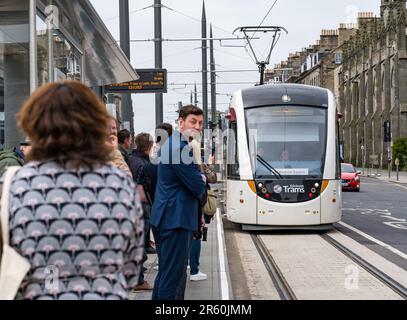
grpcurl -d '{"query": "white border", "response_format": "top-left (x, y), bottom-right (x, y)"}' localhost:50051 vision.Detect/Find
top-left (339, 221), bottom-right (407, 260)
top-left (216, 208), bottom-right (231, 300)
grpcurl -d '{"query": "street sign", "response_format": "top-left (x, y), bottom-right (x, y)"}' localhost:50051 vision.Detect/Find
top-left (395, 158), bottom-right (400, 166)
top-left (104, 69), bottom-right (167, 94)
top-left (369, 154), bottom-right (379, 166)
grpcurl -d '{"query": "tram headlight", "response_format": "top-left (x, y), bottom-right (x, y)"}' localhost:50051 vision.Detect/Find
top-left (314, 183), bottom-right (319, 188)
top-left (282, 94), bottom-right (291, 103)
top-left (258, 183), bottom-right (263, 188)
top-left (311, 187), bottom-right (317, 193)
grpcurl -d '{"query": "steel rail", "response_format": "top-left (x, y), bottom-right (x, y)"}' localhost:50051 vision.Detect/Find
top-left (251, 234), bottom-right (297, 300)
top-left (321, 233), bottom-right (407, 300)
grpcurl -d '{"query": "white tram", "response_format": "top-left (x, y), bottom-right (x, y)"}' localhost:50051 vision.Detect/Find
top-left (224, 84), bottom-right (342, 230)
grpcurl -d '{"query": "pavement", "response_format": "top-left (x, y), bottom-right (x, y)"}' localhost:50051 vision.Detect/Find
top-left (360, 167), bottom-right (407, 184)
top-left (130, 203), bottom-right (232, 300)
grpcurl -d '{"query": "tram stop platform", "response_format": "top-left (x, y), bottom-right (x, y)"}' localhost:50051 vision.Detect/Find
top-left (130, 207), bottom-right (232, 300)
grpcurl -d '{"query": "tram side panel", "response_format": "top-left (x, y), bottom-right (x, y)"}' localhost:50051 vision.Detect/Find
top-left (226, 92), bottom-right (258, 225)
top-left (226, 180), bottom-right (257, 225)
top-left (320, 90), bottom-right (342, 224)
top-left (320, 180), bottom-right (342, 224)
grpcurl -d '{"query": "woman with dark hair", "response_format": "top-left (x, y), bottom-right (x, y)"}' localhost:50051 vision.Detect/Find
top-left (146, 123), bottom-right (174, 205)
top-left (2, 81), bottom-right (144, 300)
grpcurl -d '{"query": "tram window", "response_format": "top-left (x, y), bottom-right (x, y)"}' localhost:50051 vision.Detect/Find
top-left (246, 106), bottom-right (327, 179)
top-left (227, 122), bottom-right (239, 178)
top-left (336, 118), bottom-right (341, 179)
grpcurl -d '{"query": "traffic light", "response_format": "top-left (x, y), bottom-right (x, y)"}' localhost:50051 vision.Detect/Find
top-left (383, 121), bottom-right (391, 143)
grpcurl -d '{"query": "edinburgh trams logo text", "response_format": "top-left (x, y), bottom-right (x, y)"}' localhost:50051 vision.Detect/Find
top-left (273, 185), bottom-right (283, 194)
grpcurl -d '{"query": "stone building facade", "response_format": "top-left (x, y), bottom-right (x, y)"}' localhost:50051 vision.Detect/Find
top-left (295, 29), bottom-right (341, 93)
top-left (265, 0), bottom-right (407, 169)
top-left (265, 27), bottom-right (357, 90)
top-left (336, 0), bottom-right (407, 168)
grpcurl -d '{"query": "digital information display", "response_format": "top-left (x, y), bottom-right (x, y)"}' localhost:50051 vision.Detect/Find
top-left (104, 69), bottom-right (167, 94)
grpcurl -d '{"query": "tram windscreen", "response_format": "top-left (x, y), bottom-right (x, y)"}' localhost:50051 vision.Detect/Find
top-left (245, 106), bottom-right (327, 179)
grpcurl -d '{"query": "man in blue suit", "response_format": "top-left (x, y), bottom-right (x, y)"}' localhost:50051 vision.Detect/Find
top-left (150, 105), bottom-right (206, 300)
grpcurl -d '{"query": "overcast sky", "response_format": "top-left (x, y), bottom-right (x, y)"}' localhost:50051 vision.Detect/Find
top-left (90, 0), bottom-right (381, 134)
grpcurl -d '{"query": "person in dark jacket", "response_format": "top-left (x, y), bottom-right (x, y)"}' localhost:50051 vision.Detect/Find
top-left (142, 123), bottom-right (173, 272)
top-left (128, 133), bottom-right (156, 250)
top-left (145, 123), bottom-right (173, 205)
top-left (150, 106), bottom-right (206, 300)
top-left (118, 129), bottom-right (131, 162)
top-left (127, 132), bottom-right (155, 291)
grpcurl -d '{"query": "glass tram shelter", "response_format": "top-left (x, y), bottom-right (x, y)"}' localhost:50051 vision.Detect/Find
top-left (0, 0), bottom-right (138, 148)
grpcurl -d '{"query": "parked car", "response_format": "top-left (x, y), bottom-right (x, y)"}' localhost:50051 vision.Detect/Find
top-left (341, 163), bottom-right (361, 192)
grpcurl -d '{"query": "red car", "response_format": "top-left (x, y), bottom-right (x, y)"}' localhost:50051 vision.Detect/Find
top-left (341, 163), bottom-right (361, 191)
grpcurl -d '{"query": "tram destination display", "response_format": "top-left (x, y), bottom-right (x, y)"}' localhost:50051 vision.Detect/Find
top-left (104, 69), bottom-right (167, 94)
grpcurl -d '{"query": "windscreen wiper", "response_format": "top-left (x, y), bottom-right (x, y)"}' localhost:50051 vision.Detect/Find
top-left (256, 154), bottom-right (284, 179)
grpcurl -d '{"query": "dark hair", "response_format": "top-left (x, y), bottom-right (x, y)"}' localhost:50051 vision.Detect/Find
top-left (118, 129), bottom-right (131, 144)
top-left (178, 105), bottom-right (203, 121)
top-left (135, 133), bottom-right (154, 153)
top-left (155, 122), bottom-right (173, 144)
top-left (17, 80), bottom-right (112, 169)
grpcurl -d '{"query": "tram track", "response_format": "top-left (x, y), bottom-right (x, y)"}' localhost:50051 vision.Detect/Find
top-left (250, 231), bottom-right (406, 300)
top-left (320, 232), bottom-right (407, 300)
top-left (250, 234), bottom-right (297, 300)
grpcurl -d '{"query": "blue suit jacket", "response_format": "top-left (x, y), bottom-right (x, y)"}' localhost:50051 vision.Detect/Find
top-left (150, 131), bottom-right (206, 232)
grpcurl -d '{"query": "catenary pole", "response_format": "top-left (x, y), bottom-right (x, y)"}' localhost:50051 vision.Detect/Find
top-left (210, 24), bottom-right (217, 129)
top-left (155, 0), bottom-right (164, 126)
top-left (201, 1), bottom-right (208, 129)
top-left (119, 0), bottom-right (134, 135)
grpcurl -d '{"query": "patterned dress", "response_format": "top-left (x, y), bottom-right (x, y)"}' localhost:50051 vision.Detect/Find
top-left (6, 161), bottom-right (144, 300)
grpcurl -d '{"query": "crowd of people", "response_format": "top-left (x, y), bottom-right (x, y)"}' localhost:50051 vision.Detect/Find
top-left (0, 80), bottom-right (217, 300)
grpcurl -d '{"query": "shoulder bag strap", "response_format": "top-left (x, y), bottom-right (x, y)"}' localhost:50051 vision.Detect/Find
top-left (1, 166), bottom-right (20, 246)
